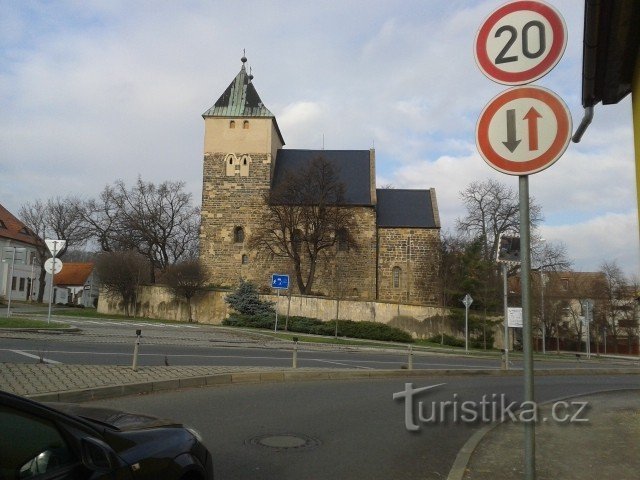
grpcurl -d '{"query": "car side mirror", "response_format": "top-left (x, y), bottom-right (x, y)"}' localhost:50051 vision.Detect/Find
top-left (80, 437), bottom-right (117, 472)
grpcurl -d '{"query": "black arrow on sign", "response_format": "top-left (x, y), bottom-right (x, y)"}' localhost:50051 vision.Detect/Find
top-left (502, 109), bottom-right (521, 153)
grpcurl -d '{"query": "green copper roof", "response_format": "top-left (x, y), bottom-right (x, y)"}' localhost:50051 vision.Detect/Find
top-left (203, 59), bottom-right (275, 118)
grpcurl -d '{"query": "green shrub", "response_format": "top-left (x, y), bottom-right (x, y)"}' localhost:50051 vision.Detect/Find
top-left (224, 280), bottom-right (274, 316)
top-left (427, 334), bottom-right (465, 348)
top-left (222, 313), bottom-right (413, 343)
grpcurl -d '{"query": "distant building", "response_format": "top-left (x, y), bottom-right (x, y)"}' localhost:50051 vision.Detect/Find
top-left (0, 203), bottom-right (42, 303)
top-left (199, 57), bottom-right (442, 305)
top-left (53, 262), bottom-right (99, 307)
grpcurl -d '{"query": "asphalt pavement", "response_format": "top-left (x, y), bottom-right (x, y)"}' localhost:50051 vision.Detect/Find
top-left (1, 315), bottom-right (639, 479)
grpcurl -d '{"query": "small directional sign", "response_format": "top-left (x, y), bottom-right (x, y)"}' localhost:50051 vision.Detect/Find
top-left (271, 274), bottom-right (289, 290)
top-left (462, 294), bottom-right (473, 308)
top-left (475, 0), bottom-right (567, 85)
top-left (476, 85), bottom-right (571, 175)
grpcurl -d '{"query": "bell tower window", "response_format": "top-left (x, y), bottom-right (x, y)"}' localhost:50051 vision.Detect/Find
top-left (243, 120), bottom-right (250, 129)
top-left (234, 226), bottom-right (245, 244)
top-left (229, 120), bottom-right (236, 129)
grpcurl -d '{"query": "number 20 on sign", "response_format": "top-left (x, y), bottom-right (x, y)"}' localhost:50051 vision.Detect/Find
top-left (474, 0), bottom-right (567, 85)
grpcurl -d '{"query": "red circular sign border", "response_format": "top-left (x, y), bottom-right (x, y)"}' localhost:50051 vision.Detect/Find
top-left (474, 0), bottom-right (567, 85)
top-left (476, 86), bottom-right (571, 175)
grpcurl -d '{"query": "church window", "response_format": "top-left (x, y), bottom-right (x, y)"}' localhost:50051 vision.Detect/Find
top-left (242, 254), bottom-right (248, 264)
top-left (234, 226), bottom-right (245, 244)
top-left (392, 267), bottom-right (401, 289)
top-left (230, 120), bottom-right (236, 129)
top-left (229, 158), bottom-right (233, 165)
top-left (243, 120), bottom-right (250, 129)
top-left (351, 288), bottom-right (359, 297)
top-left (336, 228), bottom-right (349, 251)
top-left (292, 229), bottom-right (302, 253)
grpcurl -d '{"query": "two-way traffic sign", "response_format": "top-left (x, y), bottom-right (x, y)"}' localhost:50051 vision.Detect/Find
top-left (475, 85), bottom-right (571, 175)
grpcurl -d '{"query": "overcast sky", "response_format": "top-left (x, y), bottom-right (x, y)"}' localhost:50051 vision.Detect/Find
top-left (1, 0), bottom-right (638, 277)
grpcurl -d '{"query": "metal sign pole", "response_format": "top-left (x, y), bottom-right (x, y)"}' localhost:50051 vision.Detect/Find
top-left (46, 242), bottom-right (58, 325)
top-left (520, 175), bottom-right (535, 480)
top-left (274, 288), bottom-right (280, 332)
top-left (502, 263), bottom-right (509, 370)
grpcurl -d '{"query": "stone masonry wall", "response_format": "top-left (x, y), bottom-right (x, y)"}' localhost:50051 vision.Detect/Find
top-left (200, 151), bottom-right (273, 288)
top-left (377, 228), bottom-right (442, 305)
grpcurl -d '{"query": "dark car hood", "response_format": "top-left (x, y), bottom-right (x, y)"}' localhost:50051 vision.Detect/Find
top-left (46, 402), bottom-right (181, 431)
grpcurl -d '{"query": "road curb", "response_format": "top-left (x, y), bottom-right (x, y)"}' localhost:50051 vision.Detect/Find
top-left (26, 367), bottom-right (640, 403)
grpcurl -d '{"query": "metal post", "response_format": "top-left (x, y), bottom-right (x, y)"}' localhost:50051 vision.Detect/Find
top-left (540, 272), bottom-right (546, 354)
top-left (408, 344), bottom-right (413, 370)
top-left (502, 263), bottom-right (509, 370)
top-left (292, 337), bottom-right (298, 368)
top-left (520, 175), bottom-right (535, 480)
top-left (274, 288), bottom-right (280, 332)
top-left (132, 329), bottom-right (142, 371)
top-left (604, 326), bottom-right (607, 354)
top-left (464, 303), bottom-right (469, 353)
top-left (46, 242), bottom-right (58, 325)
top-left (6, 248), bottom-right (16, 317)
top-left (586, 302), bottom-right (591, 359)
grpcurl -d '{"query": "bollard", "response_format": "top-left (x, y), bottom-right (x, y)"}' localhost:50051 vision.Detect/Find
top-left (292, 337), bottom-right (299, 369)
top-left (408, 344), bottom-right (413, 370)
top-left (132, 329), bottom-right (142, 371)
top-left (501, 349), bottom-right (508, 370)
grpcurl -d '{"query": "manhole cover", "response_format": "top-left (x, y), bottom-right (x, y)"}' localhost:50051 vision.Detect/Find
top-left (246, 433), bottom-right (321, 451)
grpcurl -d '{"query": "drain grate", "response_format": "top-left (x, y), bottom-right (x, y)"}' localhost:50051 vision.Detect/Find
top-left (246, 433), bottom-right (321, 451)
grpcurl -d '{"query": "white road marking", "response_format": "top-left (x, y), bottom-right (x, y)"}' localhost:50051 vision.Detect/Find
top-left (10, 349), bottom-right (61, 365)
top-left (311, 358), bottom-right (374, 369)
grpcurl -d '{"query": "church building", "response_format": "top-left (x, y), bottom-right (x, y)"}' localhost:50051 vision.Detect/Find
top-left (199, 57), bottom-right (442, 305)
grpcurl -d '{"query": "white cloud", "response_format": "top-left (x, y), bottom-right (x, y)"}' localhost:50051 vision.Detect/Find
top-left (0, 0), bottom-right (637, 277)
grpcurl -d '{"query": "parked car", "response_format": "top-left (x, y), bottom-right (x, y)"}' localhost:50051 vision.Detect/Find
top-left (0, 390), bottom-right (213, 479)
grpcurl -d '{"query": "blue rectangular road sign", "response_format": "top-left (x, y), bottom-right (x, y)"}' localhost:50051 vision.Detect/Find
top-left (271, 274), bottom-right (289, 289)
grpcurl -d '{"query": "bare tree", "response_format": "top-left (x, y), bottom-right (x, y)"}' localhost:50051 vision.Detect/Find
top-left (597, 261), bottom-right (629, 353)
top-left (95, 251), bottom-right (149, 316)
top-left (249, 156), bottom-right (358, 294)
top-left (456, 179), bottom-right (543, 263)
top-left (82, 178), bottom-right (200, 282)
top-left (19, 197), bottom-right (91, 302)
top-left (160, 260), bottom-right (208, 322)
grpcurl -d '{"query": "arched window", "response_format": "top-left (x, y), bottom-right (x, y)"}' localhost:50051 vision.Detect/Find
top-left (243, 120), bottom-right (250, 129)
top-left (291, 229), bottom-right (302, 253)
top-left (229, 158), bottom-right (233, 165)
top-left (229, 120), bottom-right (236, 129)
top-left (234, 226), bottom-right (245, 244)
top-left (336, 228), bottom-right (348, 251)
top-left (241, 254), bottom-right (248, 264)
top-left (392, 267), bottom-right (401, 289)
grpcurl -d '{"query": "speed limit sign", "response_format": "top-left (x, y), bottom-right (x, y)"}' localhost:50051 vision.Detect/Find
top-left (474, 0), bottom-right (567, 85)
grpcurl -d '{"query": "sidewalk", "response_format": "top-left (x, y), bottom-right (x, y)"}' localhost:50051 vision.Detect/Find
top-left (454, 389), bottom-right (640, 480)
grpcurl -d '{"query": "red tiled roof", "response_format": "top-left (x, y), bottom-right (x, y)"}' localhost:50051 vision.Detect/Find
top-left (54, 263), bottom-right (94, 286)
top-left (0, 203), bottom-right (43, 247)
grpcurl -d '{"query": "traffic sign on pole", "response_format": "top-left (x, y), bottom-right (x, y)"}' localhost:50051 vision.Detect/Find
top-left (271, 274), bottom-right (289, 290)
top-left (44, 258), bottom-right (63, 275)
top-left (45, 239), bottom-right (66, 257)
top-left (474, 0), bottom-right (567, 85)
top-left (476, 85), bottom-right (571, 175)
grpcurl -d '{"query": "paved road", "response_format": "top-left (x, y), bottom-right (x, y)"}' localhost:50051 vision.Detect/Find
top-left (2, 317), bottom-right (637, 371)
top-left (90, 374), bottom-right (640, 480)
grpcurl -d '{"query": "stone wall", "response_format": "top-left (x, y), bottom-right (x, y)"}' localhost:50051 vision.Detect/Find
top-left (97, 286), bottom-right (463, 339)
top-left (377, 228), bottom-right (442, 305)
top-left (200, 151), bottom-right (273, 288)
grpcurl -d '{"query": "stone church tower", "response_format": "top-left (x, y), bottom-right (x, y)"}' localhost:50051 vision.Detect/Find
top-left (199, 56), bottom-right (285, 287)
top-left (200, 57), bottom-right (442, 306)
